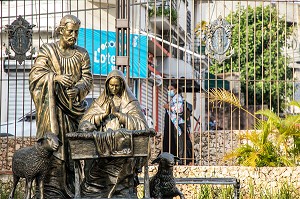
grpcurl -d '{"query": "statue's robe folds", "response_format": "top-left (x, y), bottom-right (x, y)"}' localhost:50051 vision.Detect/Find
top-left (29, 42), bottom-right (93, 198)
top-left (80, 69), bottom-right (148, 198)
top-left (93, 129), bottom-right (133, 157)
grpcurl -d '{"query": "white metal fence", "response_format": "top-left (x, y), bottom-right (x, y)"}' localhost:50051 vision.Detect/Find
top-left (0, 0), bottom-right (299, 169)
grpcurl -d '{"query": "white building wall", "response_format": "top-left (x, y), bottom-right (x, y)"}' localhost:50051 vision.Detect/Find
top-left (74, 1), bottom-right (116, 31)
top-left (194, 1), bottom-right (298, 25)
top-left (178, 0), bottom-right (187, 33)
top-left (131, 1), bottom-right (147, 33)
top-left (0, 58), bottom-right (8, 123)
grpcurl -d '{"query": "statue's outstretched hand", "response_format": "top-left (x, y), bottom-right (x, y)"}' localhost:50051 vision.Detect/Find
top-left (54, 74), bottom-right (73, 88)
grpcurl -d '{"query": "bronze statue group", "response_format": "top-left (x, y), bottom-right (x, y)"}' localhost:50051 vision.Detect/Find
top-left (27, 14), bottom-right (149, 199)
top-left (10, 14), bottom-right (188, 199)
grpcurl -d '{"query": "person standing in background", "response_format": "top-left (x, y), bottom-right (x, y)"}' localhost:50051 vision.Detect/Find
top-left (163, 83), bottom-right (192, 165)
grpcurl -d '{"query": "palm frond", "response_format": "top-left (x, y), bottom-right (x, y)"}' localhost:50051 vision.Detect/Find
top-left (277, 136), bottom-right (290, 154)
top-left (288, 100), bottom-right (300, 109)
top-left (255, 109), bottom-right (281, 125)
top-left (282, 115), bottom-right (300, 134)
top-left (253, 120), bottom-right (265, 131)
top-left (239, 131), bottom-right (261, 147)
top-left (223, 150), bottom-right (242, 162)
top-left (254, 110), bottom-right (281, 144)
top-left (223, 144), bottom-right (256, 166)
top-left (285, 114), bottom-right (300, 125)
top-left (209, 88), bottom-right (241, 108)
top-left (279, 156), bottom-right (295, 167)
top-left (208, 88), bottom-right (258, 120)
top-left (212, 90), bottom-right (300, 167)
top-left (242, 152), bottom-right (259, 167)
top-left (260, 123), bottom-right (274, 145)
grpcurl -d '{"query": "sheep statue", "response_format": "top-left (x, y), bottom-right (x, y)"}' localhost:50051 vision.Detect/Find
top-left (9, 132), bottom-right (61, 199)
top-left (149, 152), bottom-right (185, 199)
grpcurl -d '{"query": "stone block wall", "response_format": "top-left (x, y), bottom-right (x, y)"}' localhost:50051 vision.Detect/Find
top-left (150, 130), bottom-right (242, 166)
top-left (0, 134), bottom-right (163, 171)
top-left (140, 166), bottom-right (300, 199)
top-left (1, 130), bottom-right (242, 171)
top-left (193, 130), bottom-right (240, 166)
top-left (0, 136), bottom-right (35, 171)
top-left (1, 136), bottom-right (300, 198)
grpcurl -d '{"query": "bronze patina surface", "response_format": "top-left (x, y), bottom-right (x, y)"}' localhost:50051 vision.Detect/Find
top-left (26, 15), bottom-right (153, 199)
top-left (9, 132), bottom-right (61, 199)
top-left (29, 15), bottom-right (93, 198)
top-left (77, 70), bottom-right (151, 198)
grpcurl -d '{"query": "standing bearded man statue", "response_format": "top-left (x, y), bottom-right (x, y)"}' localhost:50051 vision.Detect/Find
top-left (29, 15), bottom-right (93, 198)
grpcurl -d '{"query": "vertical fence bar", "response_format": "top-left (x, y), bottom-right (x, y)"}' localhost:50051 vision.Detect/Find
top-left (245, 1), bottom-right (249, 130)
top-left (115, 0), bottom-right (130, 82)
top-left (0, 0), bottom-right (2, 138)
top-left (276, 1), bottom-right (280, 115)
top-left (253, 0), bottom-right (257, 129)
top-left (6, 0), bottom-right (11, 172)
top-left (231, 1), bottom-right (236, 153)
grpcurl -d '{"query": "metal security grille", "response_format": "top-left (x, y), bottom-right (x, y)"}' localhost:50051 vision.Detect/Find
top-left (0, 0), bottom-right (299, 172)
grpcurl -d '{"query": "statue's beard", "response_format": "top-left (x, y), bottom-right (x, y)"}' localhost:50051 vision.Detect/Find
top-left (65, 37), bottom-right (76, 46)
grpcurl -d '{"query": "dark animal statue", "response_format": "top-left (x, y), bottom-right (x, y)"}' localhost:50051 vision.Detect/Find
top-left (9, 132), bottom-right (61, 199)
top-left (149, 152), bottom-right (185, 199)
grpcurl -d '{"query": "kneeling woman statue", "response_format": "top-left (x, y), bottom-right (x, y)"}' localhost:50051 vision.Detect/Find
top-left (80, 69), bottom-right (149, 198)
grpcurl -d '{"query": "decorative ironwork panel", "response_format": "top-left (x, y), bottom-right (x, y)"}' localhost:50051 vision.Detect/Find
top-left (205, 15), bottom-right (234, 64)
top-left (5, 15), bottom-right (35, 65)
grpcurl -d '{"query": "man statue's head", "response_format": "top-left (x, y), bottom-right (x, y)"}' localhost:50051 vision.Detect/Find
top-left (56, 15), bottom-right (81, 47)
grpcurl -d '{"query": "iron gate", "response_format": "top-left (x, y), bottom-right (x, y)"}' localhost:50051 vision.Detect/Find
top-left (0, 0), bottom-right (299, 171)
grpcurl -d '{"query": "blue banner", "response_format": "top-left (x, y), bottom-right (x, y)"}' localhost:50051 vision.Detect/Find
top-left (78, 28), bottom-right (148, 78)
